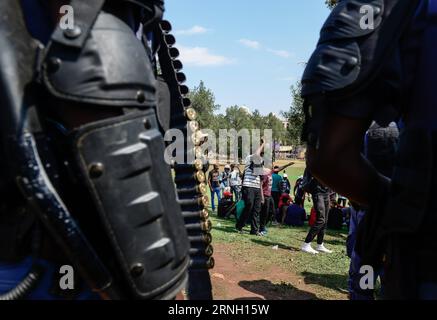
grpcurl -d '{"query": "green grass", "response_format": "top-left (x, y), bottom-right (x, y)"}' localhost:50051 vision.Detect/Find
top-left (207, 161), bottom-right (350, 300)
top-left (211, 215), bottom-right (350, 300)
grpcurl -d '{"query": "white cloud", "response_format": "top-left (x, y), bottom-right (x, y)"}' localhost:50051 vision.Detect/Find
top-left (238, 38), bottom-right (261, 50)
top-left (178, 46), bottom-right (235, 67)
top-left (238, 39), bottom-right (293, 59)
top-left (267, 49), bottom-right (293, 58)
top-left (174, 25), bottom-right (209, 36)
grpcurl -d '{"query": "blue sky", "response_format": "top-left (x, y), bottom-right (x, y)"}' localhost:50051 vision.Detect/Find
top-left (165, 0), bottom-right (331, 116)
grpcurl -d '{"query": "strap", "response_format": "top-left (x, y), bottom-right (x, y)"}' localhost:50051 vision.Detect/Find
top-left (50, 0), bottom-right (105, 49)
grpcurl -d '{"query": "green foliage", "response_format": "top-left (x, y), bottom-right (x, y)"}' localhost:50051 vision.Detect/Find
top-left (189, 81), bottom-right (290, 147)
top-left (266, 112), bottom-right (289, 145)
top-left (325, 0), bottom-right (338, 9)
top-left (282, 82), bottom-right (305, 147)
top-left (251, 109), bottom-right (266, 131)
top-left (224, 105), bottom-right (254, 132)
top-left (188, 80), bottom-right (220, 129)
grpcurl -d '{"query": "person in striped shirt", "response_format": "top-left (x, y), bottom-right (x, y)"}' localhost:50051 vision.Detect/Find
top-left (235, 142), bottom-right (266, 236)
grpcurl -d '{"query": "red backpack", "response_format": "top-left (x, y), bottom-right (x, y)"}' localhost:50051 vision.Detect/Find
top-left (309, 207), bottom-right (317, 227)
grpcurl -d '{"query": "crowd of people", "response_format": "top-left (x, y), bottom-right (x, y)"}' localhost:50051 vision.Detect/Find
top-left (208, 141), bottom-right (352, 248)
top-left (208, 119), bottom-right (401, 300)
top-left (208, 140), bottom-right (372, 299)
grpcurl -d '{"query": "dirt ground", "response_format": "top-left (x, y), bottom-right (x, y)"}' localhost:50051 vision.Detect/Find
top-left (210, 243), bottom-right (320, 300)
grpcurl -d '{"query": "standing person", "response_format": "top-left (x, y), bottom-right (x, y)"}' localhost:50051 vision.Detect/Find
top-left (260, 169), bottom-right (275, 235)
top-left (327, 200), bottom-right (345, 231)
top-left (347, 122), bottom-right (399, 300)
top-left (300, 0), bottom-right (435, 299)
top-left (230, 164), bottom-right (242, 202)
top-left (236, 142), bottom-right (265, 236)
top-left (280, 174), bottom-right (292, 194)
top-left (346, 203), bottom-right (368, 300)
top-left (220, 165), bottom-right (231, 197)
top-left (294, 176), bottom-right (309, 208)
top-left (208, 164), bottom-right (221, 213)
top-left (294, 176), bottom-right (304, 197)
top-left (267, 162), bottom-right (295, 225)
top-left (271, 167), bottom-right (283, 209)
top-left (301, 169), bottom-right (332, 254)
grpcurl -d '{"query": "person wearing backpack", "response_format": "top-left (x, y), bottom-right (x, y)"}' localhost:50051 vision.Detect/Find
top-left (230, 164), bottom-right (242, 202)
top-left (280, 174), bottom-right (292, 194)
top-left (220, 165), bottom-right (232, 197)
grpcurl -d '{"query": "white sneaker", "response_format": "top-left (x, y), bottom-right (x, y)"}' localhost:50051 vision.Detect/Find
top-left (301, 243), bottom-right (319, 255)
top-left (316, 244), bottom-right (333, 254)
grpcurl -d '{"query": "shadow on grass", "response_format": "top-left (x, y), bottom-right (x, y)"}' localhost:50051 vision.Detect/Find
top-left (325, 229), bottom-right (349, 238)
top-left (322, 238), bottom-right (348, 246)
top-left (239, 279), bottom-right (319, 300)
top-left (250, 238), bottom-right (300, 252)
top-left (301, 272), bottom-right (349, 294)
top-left (213, 226), bottom-right (239, 234)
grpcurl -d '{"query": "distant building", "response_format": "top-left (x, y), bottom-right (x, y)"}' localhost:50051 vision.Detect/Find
top-left (276, 146), bottom-right (306, 160)
top-left (273, 113), bottom-right (289, 130)
top-left (240, 105), bottom-right (252, 115)
top-left (276, 146), bottom-right (293, 160)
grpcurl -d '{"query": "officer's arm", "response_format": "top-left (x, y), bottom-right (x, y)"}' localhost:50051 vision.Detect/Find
top-left (306, 113), bottom-right (389, 206)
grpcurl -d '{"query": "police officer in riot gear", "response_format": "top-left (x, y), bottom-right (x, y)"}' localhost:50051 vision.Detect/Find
top-left (0, 0), bottom-right (213, 300)
top-left (302, 0), bottom-right (437, 299)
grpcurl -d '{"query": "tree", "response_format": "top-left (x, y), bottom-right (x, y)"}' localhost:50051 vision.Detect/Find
top-left (325, 0), bottom-right (338, 9)
top-left (265, 113), bottom-right (288, 145)
top-left (188, 81), bottom-right (220, 129)
top-left (282, 82), bottom-right (305, 147)
top-left (250, 109), bottom-right (266, 132)
top-left (223, 105), bottom-right (254, 131)
top-left (210, 114), bottom-right (227, 135)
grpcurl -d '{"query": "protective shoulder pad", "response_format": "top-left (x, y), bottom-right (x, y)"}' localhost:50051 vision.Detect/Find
top-left (42, 11), bottom-right (156, 108)
top-left (302, 0), bottom-right (420, 97)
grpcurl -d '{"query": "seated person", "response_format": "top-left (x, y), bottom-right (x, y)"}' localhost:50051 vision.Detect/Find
top-left (327, 201), bottom-right (344, 230)
top-left (278, 193), bottom-right (293, 224)
top-left (284, 204), bottom-right (306, 227)
top-left (219, 188), bottom-right (235, 219)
